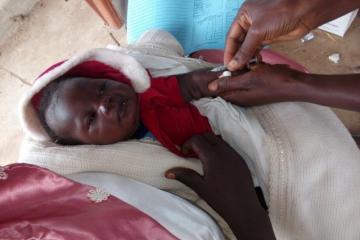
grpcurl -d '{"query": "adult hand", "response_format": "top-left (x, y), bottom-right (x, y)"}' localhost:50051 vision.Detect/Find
top-left (225, 0), bottom-right (359, 71)
top-left (209, 63), bottom-right (360, 111)
top-left (225, 0), bottom-right (311, 70)
top-left (209, 64), bottom-right (305, 106)
top-left (165, 133), bottom-right (275, 240)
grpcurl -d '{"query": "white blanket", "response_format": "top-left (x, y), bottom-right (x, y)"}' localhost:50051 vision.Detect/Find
top-left (67, 172), bottom-right (224, 240)
top-left (194, 97), bottom-right (360, 239)
top-left (19, 29), bottom-right (360, 239)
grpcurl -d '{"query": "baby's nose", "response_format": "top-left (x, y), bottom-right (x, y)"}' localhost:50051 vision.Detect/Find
top-left (98, 96), bottom-right (112, 116)
top-left (98, 105), bottom-right (108, 114)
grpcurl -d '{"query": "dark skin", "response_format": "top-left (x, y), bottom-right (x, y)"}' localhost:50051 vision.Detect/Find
top-left (45, 77), bottom-right (140, 144)
top-left (168, 67), bottom-right (359, 238)
top-left (167, 1), bottom-right (359, 237)
top-left (208, 64), bottom-right (360, 111)
top-left (45, 71), bottom-right (276, 238)
top-left (176, 69), bottom-right (233, 102)
top-left (225, 0), bottom-right (360, 70)
top-left (218, 0), bottom-right (360, 109)
top-left (164, 2), bottom-right (360, 237)
top-left (165, 133), bottom-right (276, 240)
top-left (45, 70), bottom-right (224, 144)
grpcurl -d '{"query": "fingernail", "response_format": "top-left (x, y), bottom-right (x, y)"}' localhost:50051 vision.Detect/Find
top-left (229, 60), bottom-right (238, 70)
top-left (208, 81), bottom-right (218, 91)
top-left (165, 172), bottom-right (176, 179)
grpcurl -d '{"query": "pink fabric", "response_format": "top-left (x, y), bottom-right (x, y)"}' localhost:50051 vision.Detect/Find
top-left (0, 164), bottom-right (177, 240)
top-left (260, 49), bottom-right (308, 72)
top-left (190, 49), bottom-right (308, 72)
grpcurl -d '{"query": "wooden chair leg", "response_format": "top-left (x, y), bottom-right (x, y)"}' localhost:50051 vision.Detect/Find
top-left (354, 136), bottom-right (360, 148)
top-left (86, 0), bottom-right (123, 28)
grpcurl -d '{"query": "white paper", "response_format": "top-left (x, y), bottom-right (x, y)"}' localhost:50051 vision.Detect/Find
top-left (319, 9), bottom-right (358, 37)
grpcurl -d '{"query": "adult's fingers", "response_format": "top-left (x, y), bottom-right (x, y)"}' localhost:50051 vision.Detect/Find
top-left (165, 167), bottom-right (203, 192)
top-left (201, 132), bottom-right (222, 146)
top-left (224, 19), bottom-right (246, 66)
top-left (202, 70), bottom-right (228, 89)
top-left (227, 29), bottom-right (263, 71)
top-left (182, 134), bottom-right (218, 175)
top-left (220, 90), bottom-right (263, 106)
top-left (208, 73), bottom-right (251, 92)
top-left (183, 135), bottom-right (209, 158)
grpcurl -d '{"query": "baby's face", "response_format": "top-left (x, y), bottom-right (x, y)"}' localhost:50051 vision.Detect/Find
top-left (45, 77), bottom-right (139, 144)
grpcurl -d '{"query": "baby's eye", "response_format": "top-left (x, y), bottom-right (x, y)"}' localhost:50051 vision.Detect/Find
top-left (97, 82), bottom-right (107, 97)
top-left (87, 112), bottom-right (97, 128)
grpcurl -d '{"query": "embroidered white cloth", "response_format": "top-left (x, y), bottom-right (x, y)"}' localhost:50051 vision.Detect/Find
top-left (68, 172), bottom-right (224, 240)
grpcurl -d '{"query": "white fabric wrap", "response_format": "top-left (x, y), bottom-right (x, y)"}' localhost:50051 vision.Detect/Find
top-left (192, 98), bottom-right (269, 198)
top-left (67, 172), bottom-right (223, 240)
top-left (19, 49), bottom-right (151, 142)
top-left (19, 29), bottom-right (360, 239)
top-left (194, 98), bottom-right (360, 240)
top-left (19, 30), bottom-right (215, 190)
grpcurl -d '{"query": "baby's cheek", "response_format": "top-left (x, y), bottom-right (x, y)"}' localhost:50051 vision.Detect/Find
top-left (125, 105), bottom-right (140, 137)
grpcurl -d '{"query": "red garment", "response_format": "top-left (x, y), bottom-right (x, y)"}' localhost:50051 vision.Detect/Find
top-left (33, 60), bottom-right (212, 156)
top-left (140, 75), bottom-right (213, 156)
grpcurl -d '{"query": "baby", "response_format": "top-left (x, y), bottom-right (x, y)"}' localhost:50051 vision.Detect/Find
top-left (20, 31), bottom-right (360, 240)
top-left (37, 65), bottom-right (225, 156)
top-left (39, 76), bottom-right (141, 145)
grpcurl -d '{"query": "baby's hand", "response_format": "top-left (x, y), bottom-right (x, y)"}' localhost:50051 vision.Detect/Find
top-left (177, 68), bottom-right (249, 101)
top-left (176, 69), bottom-right (224, 101)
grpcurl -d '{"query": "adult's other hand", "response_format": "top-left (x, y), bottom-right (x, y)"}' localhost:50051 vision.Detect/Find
top-left (225, 0), bottom-right (359, 71)
top-left (165, 133), bottom-right (275, 240)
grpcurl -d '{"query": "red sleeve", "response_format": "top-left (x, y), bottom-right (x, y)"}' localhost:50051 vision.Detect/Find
top-left (147, 75), bottom-right (186, 104)
top-left (139, 75), bottom-right (213, 157)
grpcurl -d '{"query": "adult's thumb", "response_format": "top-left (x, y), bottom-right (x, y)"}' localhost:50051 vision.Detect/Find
top-left (214, 75), bottom-right (251, 92)
top-left (165, 167), bottom-right (202, 191)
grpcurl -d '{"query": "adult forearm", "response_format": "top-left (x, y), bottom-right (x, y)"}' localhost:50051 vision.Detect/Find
top-left (297, 73), bottom-right (360, 111)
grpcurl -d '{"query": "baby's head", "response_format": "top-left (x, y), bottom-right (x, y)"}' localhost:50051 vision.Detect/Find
top-left (38, 77), bottom-right (140, 145)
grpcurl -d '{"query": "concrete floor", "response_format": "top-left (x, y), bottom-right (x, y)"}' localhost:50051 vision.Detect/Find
top-left (0, 0), bottom-right (126, 165)
top-left (270, 17), bottom-right (360, 135)
top-left (0, 1), bottom-right (359, 165)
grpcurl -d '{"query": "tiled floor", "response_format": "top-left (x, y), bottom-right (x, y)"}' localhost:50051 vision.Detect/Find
top-left (0, 1), bottom-right (359, 165)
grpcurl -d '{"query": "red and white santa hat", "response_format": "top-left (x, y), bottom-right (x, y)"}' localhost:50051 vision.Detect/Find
top-left (19, 48), bottom-right (151, 142)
